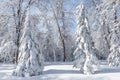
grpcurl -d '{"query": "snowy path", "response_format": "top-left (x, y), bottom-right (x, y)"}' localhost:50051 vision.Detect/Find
top-left (0, 62), bottom-right (120, 80)
top-left (0, 63), bottom-right (15, 79)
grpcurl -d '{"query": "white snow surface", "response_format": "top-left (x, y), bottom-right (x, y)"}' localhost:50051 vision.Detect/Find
top-left (0, 62), bottom-right (120, 80)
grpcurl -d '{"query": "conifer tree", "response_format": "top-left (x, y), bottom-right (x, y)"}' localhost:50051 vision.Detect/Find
top-left (13, 7), bottom-right (44, 77)
top-left (73, 3), bottom-right (99, 74)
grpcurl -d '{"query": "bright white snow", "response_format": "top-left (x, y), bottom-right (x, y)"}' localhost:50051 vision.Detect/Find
top-left (0, 62), bottom-right (120, 80)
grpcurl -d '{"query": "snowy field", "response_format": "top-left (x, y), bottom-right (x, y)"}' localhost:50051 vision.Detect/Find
top-left (0, 62), bottom-right (120, 80)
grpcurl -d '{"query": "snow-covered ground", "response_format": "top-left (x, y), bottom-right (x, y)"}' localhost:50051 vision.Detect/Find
top-left (0, 62), bottom-right (120, 80)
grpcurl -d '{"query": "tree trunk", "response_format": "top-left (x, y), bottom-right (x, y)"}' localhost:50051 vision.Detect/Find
top-left (49, 0), bottom-right (66, 62)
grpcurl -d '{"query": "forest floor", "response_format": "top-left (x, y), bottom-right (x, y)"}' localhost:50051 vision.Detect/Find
top-left (0, 62), bottom-right (120, 80)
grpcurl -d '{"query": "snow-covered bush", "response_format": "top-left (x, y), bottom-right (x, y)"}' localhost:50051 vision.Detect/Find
top-left (0, 41), bottom-right (17, 63)
top-left (108, 45), bottom-right (120, 67)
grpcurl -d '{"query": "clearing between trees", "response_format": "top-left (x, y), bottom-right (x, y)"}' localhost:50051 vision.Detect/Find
top-left (0, 62), bottom-right (120, 80)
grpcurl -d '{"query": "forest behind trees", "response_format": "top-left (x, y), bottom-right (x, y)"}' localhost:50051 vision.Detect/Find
top-left (0, 0), bottom-right (120, 78)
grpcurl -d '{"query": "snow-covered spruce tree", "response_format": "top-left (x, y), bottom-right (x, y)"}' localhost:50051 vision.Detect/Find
top-left (73, 3), bottom-right (99, 74)
top-left (12, 7), bottom-right (44, 77)
top-left (79, 0), bottom-right (110, 60)
top-left (106, 0), bottom-right (120, 67)
top-left (73, 3), bottom-right (85, 69)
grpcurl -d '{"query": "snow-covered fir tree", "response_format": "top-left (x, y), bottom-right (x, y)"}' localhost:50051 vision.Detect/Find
top-left (73, 3), bottom-right (99, 74)
top-left (105, 0), bottom-right (120, 67)
top-left (12, 7), bottom-right (44, 77)
top-left (73, 3), bottom-right (86, 69)
top-left (80, 0), bottom-right (110, 60)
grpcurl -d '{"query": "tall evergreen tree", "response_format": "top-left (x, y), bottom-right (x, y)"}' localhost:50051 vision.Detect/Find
top-left (73, 3), bottom-right (99, 74)
top-left (13, 7), bottom-right (44, 77)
